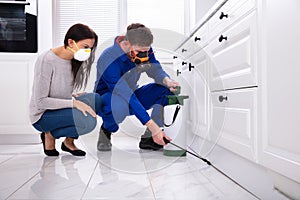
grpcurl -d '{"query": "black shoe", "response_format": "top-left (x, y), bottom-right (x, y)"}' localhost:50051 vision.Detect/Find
top-left (139, 128), bottom-right (163, 151)
top-left (97, 125), bottom-right (112, 151)
top-left (40, 132), bottom-right (59, 156)
top-left (61, 142), bottom-right (86, 156)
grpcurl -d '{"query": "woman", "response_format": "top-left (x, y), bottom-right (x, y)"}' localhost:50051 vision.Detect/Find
top-left (29, 23), bottom-right (101, 156)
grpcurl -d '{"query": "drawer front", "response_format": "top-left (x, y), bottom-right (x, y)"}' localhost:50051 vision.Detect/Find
top-left (210, 88), bottom-right (257, 161)
top-left (208, 11), bottom-right (257, 91)
top-left (176, 24), bottom-right (209, 59)
top-left (190, 23), bottom-right (209, 52)
top-left (209, 0), bottom-right (256, 40)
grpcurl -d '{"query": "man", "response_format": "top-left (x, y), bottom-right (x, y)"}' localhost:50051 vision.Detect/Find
top-left (94, 23), bottom-right (179, 151)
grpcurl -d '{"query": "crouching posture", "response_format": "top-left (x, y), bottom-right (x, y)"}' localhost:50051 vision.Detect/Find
top-left (94, 23), bottom-right (179, 151)
top-left (29, 23), bottom-right (101, 156)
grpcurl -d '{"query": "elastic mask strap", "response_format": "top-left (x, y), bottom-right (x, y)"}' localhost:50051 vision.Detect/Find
top-left (73, 40), bottom-right (80, 50)
top-left (67, 46), bottom-right (76, 53)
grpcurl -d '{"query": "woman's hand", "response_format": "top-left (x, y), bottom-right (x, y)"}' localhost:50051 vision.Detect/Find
top-left (146, 119), bottom-right (171, 145)
top-left (73, 99), bottom-right (97, 118)
top-left (72, 91), bottom-right (87, 98)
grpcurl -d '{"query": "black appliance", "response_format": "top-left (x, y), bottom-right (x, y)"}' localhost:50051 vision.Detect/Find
top-left (0, 0), bottom-right (37, 52)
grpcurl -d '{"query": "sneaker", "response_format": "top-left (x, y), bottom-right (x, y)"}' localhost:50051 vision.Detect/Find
top-left (139, 128), bottom-right (163, 151)
top-left (97, 125), bottom-right (112, 151)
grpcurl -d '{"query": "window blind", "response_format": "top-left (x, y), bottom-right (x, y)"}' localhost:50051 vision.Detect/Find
top-left (127, 0), bottom-right (185, 35)
top-left (52, 0), bottom-right (120, 47)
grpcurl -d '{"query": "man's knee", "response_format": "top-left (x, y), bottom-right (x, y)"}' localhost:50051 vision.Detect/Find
top-left (78, 115), bottom-right (97, 135)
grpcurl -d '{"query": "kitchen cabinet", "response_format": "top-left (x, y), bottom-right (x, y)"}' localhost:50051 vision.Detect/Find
top-left (256, 0), bottom-right (300, 197)
top-left (0, 54), bottom-right (38, 133)
top-left (0, 0), bottom-right (52, 144)
top-left (188, 49), bottom-right (210, 139)
top-left (174, 0), bottom-right (300, 198)
top-left (206, 3), bottom-right (258, 161)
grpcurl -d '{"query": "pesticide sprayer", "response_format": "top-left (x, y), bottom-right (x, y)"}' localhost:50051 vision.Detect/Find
top-left (163, 86), bottom-right (189, 157)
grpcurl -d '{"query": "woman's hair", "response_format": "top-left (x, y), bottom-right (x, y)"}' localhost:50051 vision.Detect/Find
top-left (64, 23), bottom-right (98, 90)
top-left (125, 23), bottom-right (153, 47)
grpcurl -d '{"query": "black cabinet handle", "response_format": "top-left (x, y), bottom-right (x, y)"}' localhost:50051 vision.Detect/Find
top-left (219, 35), bottom-right (227, 42)
top-left (189, 63), bottom-right (194, 71)
top-left (182, 61), bottom-right (187, 66)
top-left (182, 48), bottom-right (187, 53)
top-left (194, 36), bottom-right (201, 42)
top-left (219, 95), bottom-right (228, 102)
top-left (219, 12), bottom-right (228, 20)
top-left (173, 56), bottom-right (178, 59)
top-left (177, 69), bottom-right (181, 76)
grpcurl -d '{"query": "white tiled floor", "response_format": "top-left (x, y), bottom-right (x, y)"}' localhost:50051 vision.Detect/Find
top-left (0, 131), bottom-right (257, 200)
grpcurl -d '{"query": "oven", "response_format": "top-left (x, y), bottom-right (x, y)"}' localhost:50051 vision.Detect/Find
top-left (0, 0), bottom-right (37, 53)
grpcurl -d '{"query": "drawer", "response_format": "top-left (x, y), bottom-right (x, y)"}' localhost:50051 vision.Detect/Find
top-left (209, 0), bottom-right (256, 40)
top-left (190, 23), bottom-right (209, 51)
top-left (210, 88), bottom-right (257, 161)
top-left (176, 24), bottom-right (209, 59)
top-left (208, 11), bottom-right (258, 91)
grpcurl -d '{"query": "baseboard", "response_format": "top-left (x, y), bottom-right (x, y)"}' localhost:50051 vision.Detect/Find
top-left (0, 134), bottom-right (40, 144)
top-left (187, 135), bottom-right (290, 200)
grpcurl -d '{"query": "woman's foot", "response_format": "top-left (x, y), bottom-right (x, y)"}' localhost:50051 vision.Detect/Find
top-left (61, 138), bottom-right (86, 156)
top-left (40, 132), bottom-right (59, 156)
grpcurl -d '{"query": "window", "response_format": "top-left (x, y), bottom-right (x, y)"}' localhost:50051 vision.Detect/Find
top-left (52, 0), bottom-right (120, 47)
top-left (127, 0), bottom-right (185, 35)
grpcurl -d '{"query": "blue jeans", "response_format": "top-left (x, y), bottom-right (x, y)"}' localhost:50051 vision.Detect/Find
top-left (32, 93), bottom-right (102, 139)
top-left (99, 83), bottom-right (172, 132)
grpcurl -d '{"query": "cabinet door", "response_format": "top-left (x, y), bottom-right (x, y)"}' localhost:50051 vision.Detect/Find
top-left (0, 54), bottom-right (38, 135)
top-left (210, 88), bottom-right (257, 161)
top-left (188, 50), bottom-right (210, 138)
top-left (258, 0), bottom-right (300, 184)
top-left (176, 65), bottom-right (193, 133)
top-left (208, 11), bottom-right (258, 91)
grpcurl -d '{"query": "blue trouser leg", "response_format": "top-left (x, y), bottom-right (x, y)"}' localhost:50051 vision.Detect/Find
top-left (32, 93), bottom-right (102, 139)
top-left (134, 83), bottom-right (172, 127)
top-left (99, 83), bottom-right (172, 132)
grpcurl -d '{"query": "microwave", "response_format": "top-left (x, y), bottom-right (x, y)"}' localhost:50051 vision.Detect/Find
top-left (0, 0), bottom-right (37, 53)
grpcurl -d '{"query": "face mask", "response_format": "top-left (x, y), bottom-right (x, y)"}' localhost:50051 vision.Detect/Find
top-left (68, 40), bottom-right (91, 61)
top-left (74, 48), bottom-right (91, 61)
top-left (131, 49), bottom-right (149, 64)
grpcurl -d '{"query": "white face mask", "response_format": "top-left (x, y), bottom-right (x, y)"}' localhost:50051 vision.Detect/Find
top-left (68, 40), bottom-right (91, 61)
top-left (74, 48), bottom-right (91, 61)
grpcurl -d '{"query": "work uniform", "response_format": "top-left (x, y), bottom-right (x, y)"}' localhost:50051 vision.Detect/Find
top-left (94, 36), bottom-right (172, 132)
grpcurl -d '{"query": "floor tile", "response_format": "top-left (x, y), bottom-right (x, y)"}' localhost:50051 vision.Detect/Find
top-left (8, 155), bottom-right (97, 200)
top-left (0, 132), bottom-right (260, 200)
top-left (0, 154), bottom-right (47, 199)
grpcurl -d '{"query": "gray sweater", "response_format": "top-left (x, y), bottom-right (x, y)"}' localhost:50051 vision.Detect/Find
top-left (29, 50), bottom-right (74, 124)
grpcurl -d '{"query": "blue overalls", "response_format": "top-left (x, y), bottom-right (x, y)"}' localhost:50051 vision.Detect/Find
top-left (94, 36), bottom-right (172, 132)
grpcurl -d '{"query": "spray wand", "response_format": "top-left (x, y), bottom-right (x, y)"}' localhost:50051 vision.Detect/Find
top-left (162, 137), bottom-right (260, 199)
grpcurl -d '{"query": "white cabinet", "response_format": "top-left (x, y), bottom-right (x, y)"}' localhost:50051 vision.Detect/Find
top-left (200, 0), bottom-right (258, 161)
top-left (208, 11), bottom-right (258, 91)
top-left (188, 50), bottom-right (210, 138)
top-left (210, 88), bottom-right (257, 161)
top-left (0, 54), bottom-right (38, 135)
top-left (175, 0), bottom-right (300, 198)
top-left (256, 0), bottom-right (300, 194)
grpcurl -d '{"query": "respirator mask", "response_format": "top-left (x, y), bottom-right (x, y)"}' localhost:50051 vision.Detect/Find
top-left (68, 40), bottom-right (91, 61)
top-left (131, 50), bottom-right (152, 72)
